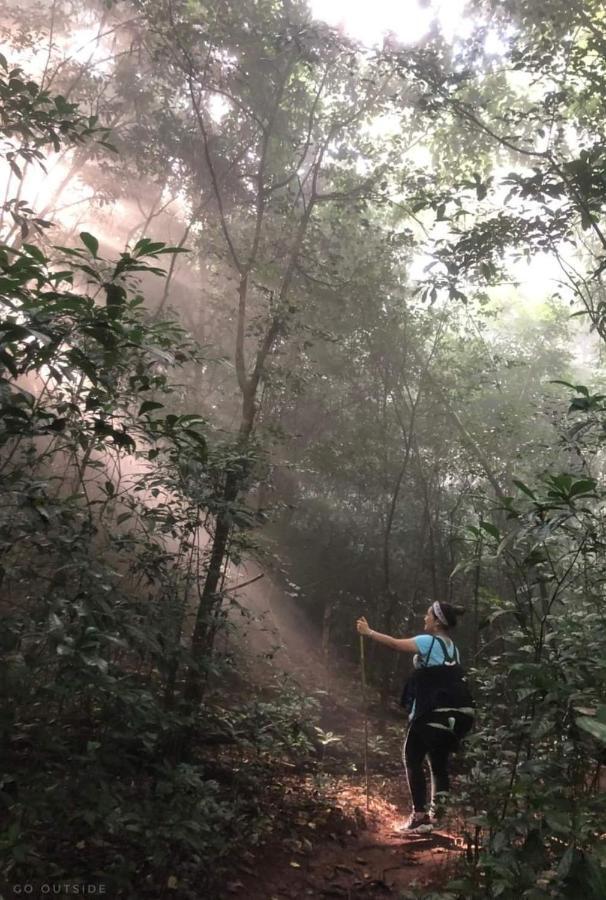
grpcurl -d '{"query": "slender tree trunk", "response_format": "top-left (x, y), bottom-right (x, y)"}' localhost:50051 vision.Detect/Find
top-left (415, 453), bottom-right (439, 598)
top-left (472, 533), bottom-right (483, 660)
top-left (184, 384), bottom-right (257, 703)
top-left (417, 365), bottom-right (507, 501)
top-left (322, 597), bottom-right (335, 665)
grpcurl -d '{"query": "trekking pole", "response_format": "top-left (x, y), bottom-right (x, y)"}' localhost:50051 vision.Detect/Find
top-left (359, 634), bottom-right (370, 810)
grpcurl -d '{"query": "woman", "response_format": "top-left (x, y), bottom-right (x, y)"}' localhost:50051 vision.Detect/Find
top-left (356, 601), bottom-right (474, 832)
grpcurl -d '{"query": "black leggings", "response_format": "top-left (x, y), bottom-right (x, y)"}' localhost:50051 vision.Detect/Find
top-left (403, 711), bottom-right (471, 812)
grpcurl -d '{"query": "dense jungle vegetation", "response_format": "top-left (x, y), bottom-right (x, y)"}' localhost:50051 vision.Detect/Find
top-left (1, 0), bottom-right (606, 897)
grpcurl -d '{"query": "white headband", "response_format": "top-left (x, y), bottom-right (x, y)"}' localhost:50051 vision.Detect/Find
top-left (432, 601), bottom-right (448, 626)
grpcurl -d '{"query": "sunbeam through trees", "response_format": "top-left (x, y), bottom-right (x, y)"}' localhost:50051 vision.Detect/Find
top-left (1, 1), bottom-right (606, 898)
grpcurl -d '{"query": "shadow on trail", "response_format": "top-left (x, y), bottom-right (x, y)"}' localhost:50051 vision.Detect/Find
top-left (229, 775), bottom-right (463, 899)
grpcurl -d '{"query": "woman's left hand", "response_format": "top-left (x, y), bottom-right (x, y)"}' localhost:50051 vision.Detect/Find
top-left (356, 616), bottom-right (371, 636)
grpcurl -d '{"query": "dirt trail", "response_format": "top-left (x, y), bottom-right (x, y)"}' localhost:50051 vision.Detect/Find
top-left (229, 774), bottom-right (463, 899)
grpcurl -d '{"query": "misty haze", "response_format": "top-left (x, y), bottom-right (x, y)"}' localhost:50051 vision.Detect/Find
top-left (1, 0), bottom-right (606, 897)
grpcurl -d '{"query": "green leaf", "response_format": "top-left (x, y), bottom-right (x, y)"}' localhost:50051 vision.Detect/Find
top-left (80, 232), bottom-right (99, 258)
top-left (512, 479), bottom-right (536, 499)
top-left (138, 400), bottom-right (165, 416)
top-left (131, 238), bottom-right (166, 257)
top-left (22, 243), bottom-right (47, 264)
top-left (480, 521), bottom-right (500, 540)
top-left (576, 716), bottom-right (606, 743)
top-left (0, 348), bottom-right (18, 377)
top-left (569, 397), bottom-right (590, 412)
top-left (568, 478), bottom-right (597, 498)
top-left (8, 158), bottom-right (22, 179)
top-left (450, 559), bottom-right (477, 576)
top-left (67, 348), bottom-right (99, 385)
top-left (550, 380), bottom-right (589, 396)
top-left (557, 845), bottom-right (576, 879)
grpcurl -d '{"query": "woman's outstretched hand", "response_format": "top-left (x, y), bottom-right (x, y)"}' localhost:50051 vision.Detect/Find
top-left (356, 616), bottom-right (371, 636)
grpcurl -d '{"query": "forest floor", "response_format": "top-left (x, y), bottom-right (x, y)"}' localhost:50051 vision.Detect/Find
top-left (227, 770), bottom-right (464, 900)
top-left (213, 564), bottom-right (466, 899)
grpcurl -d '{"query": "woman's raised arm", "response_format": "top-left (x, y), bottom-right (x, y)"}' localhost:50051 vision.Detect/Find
top-left (356, 616), bottom-right (417, 653)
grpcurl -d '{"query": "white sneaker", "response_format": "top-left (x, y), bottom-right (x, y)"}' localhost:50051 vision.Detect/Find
top-left (397, 812), bottom-right (433, 833)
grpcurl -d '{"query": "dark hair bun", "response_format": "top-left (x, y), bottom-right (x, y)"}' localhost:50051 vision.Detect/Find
top-left (439, 602), bottom-right (465, 627)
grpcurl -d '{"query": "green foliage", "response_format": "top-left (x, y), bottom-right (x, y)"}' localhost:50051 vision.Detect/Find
top-left (0, 58), bottom-right (114, 237)
top-left (576, 707), bottom-right (606, 744)
top-left (0, 56), bottom-right (320, 898)
top-left (0, 58), bottom-right (113, 163)
top-left (442, 401), bottom-right (606, 898)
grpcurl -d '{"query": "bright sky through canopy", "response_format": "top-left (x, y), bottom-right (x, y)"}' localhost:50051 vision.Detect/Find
top-left (309, 0), bottom-right (473, 45)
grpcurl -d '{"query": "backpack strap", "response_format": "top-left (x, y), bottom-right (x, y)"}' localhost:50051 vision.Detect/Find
top-left (432, 635), bottom-right (458, 665)
top-left (421, 636), bottom-right (436, 668)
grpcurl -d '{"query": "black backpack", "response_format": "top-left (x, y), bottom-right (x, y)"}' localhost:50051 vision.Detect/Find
top-left (400, 635), bottom-right (475, 723)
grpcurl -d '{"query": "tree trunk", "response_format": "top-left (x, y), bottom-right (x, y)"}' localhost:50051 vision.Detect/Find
top-left (322, 597), bottom-right (335, 665)
top-left (185, 404), bottom-right (254, 703)
top-left (472, 534), bottom-right (483, 660)
top-left (416, 365), bottom-right (506, 501)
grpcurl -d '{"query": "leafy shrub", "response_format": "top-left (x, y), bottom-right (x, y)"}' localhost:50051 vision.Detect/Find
top-left (0, 58), bottom-right (319, 898)
top-left (443, 427), bottom-right (606, 898)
